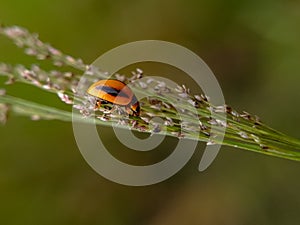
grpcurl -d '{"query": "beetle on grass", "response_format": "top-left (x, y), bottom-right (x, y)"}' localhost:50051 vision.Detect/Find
top-left (87, 79), bottom-right (140, 116)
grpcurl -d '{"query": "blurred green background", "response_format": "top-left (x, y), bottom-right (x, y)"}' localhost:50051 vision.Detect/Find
top-left (1, 0), bottom-right (300, 224)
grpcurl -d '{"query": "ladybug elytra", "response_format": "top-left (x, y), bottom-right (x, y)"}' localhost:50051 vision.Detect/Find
top-left (87, 79), bottom-right (140, 116)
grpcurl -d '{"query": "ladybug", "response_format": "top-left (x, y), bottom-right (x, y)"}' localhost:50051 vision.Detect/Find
top-left (87, 79), bottom-right (140, 116)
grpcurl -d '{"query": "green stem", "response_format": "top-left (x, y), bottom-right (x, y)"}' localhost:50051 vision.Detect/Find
top-left (1, 94), bottom-right (300, 161)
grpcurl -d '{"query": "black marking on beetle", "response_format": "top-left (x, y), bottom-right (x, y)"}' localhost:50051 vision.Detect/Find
top-left (96, 85), bottom-right (129, 98)
top-left (130, 95), bottom-right (138, 104)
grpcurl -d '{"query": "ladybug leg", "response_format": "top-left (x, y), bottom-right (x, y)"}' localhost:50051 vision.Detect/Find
top-left (97, 99), bottom-right (117, 114)
top-left (129, 101), bottom-right (140, 117)
top-left (94, 99), bottom-right (102, 110)
top-left (132, 111), bottom-right (139, 117)
top-left (125, 105), bottom-right (140, 116)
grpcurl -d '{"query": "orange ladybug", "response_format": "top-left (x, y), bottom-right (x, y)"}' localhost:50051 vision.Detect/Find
top-left (87, 79), bottom-right (140, 116)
